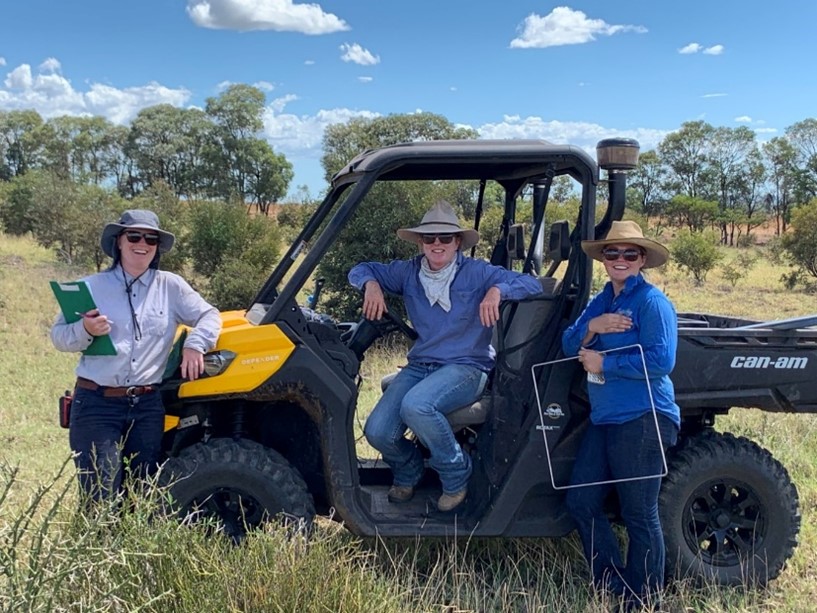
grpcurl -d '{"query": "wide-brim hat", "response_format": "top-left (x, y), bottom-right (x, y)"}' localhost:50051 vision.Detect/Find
top-left (581, 220), bottom-right (669, 269)
top-left (396, 200), bottom-right (480, 251)
top-left (100, 209), bottom-right (175, 258)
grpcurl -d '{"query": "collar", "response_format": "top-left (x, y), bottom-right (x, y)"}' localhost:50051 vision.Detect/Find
top-left (119, 266), bottom-right (155, 288)
top-left (604, 272), bottom-right (644, 299)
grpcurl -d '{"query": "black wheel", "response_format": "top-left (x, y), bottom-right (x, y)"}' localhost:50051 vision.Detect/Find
top-left (160, 438), bottom-right (315, 541)
top-left (659, 431), bottom-right (800, 586)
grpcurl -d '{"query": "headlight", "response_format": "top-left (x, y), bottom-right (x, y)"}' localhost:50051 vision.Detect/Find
top-left (203, 350), bottom-right (236, 377)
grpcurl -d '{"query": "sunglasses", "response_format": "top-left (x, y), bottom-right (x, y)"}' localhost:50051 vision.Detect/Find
top-left (421, 234), bottom-right (457, 245)
top-left (123, 231), bottom-right (160, 246)
top-left (602, 248), bottom-right (643, 262)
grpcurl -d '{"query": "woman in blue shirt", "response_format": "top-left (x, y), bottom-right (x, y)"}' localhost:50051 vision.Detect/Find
top-left (561, 220), bottom-right (679, 605)
top-left (349, 201), bottom-right (542, 512)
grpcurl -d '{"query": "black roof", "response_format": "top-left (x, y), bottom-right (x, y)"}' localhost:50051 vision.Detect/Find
top-left (331, 139), bottom-right (599, 186)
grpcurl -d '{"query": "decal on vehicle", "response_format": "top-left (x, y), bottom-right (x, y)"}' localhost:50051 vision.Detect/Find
top-left (730, 356), bottom-right (808, 369)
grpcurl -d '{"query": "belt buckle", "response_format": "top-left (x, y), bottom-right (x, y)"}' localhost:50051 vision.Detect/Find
top-left (126, 386), bottom-right (138, 397)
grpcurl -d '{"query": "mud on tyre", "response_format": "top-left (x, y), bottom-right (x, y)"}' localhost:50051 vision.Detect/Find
top-left (659, 430), bottom-right (800, 586)
top-left (160, 438), bottom-right (315, 541)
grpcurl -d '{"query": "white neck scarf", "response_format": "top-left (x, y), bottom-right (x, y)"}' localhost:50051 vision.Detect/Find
top-left (419, 256), bottom-right (458, 312)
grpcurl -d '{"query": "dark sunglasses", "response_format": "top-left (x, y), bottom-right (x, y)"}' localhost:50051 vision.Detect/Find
top-left (421, 234), bottom-right (456, 245)
top-left (123, 231), bottom-right (160, 246)
top-left (602, 248), bottom-right (643, 262)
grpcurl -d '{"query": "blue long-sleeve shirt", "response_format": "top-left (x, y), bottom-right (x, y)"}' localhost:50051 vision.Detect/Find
top-left (562, 273), bottom-right (680, 426)
top-left (349, 252), bottom-right (543, 372)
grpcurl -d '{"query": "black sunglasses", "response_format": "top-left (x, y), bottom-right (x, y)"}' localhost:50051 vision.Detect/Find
top-left (421, 234), bottom-right (456, 245)
top-left (602, 248), bottom-right (643, 262)
top-left (123, 231), bottom-right (160, 246)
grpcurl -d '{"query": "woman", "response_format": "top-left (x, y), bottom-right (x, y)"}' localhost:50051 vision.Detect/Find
top-left (561, 220), bottom-right (679, 604)
top-left (349, 200), bottom-right (542, 511)
top-left (51, 209), bottom-right (221, 500)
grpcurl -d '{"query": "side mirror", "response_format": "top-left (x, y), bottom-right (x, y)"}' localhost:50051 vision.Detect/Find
top-left (548, 220), bottom-right (570, 263)
top-left (506, 224), bottom-right (526, 260)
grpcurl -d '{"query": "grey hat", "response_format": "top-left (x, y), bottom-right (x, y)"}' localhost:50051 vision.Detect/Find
top-left (396, 200), bottom-right (480, 251)
top-left (100, 209), bottom-right (175, 258)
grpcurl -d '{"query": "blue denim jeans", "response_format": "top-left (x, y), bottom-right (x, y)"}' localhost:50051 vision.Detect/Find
top-left (565, 412), bottom-right (678, 600)
top-left (69, 386), bottom-right (165, 500)
top-left (364, 362), bottom-right (487, 494)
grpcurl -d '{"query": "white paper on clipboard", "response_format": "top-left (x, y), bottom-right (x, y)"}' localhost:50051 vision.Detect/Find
top-left (531, 343), bottom-right (668, 490)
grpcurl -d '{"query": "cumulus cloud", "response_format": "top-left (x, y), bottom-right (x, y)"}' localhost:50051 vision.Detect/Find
top-left (510, 6), bottom-right (646, 49)
top-left (0, 60), bottom-right (190, 124)
top-left (340, 43), bottom-right (380, 66)
top-left (187, 0), bottom-right (349, 35)
top-left (475, 115), bottom-right (668, 157)
top-left (735, 115), bottom-right (752, 123)
top-left (679, 43), bottom-right (702, 54)
top-left (304, 59), bottom-right (315, 65)
top-left (680, 42), bottom-right (724, 55)
top-left (254, 80), bottom-right (274, 91)
top-left (754, 128), bottom-right (777, 134)
top-left (357, 76), bottom-right (373, 83)
top-left (0, 57), bottom-right (6, 66)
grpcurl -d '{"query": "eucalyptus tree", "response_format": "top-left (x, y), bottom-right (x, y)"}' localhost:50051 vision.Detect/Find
top-left (658, 120), bottom-right (716, 200)
top-left (785, 118), bottom-right (817, 203)
top-left (0, 109), bottom-right (45, 178)
top-left (629, 149), bottom-right (669, 219)
top-left (708, 126), bottom-right (758, 243)
top-left (41, 116), bottom-right (123, 185)
top-left (763, 136), bottom-right (798, 234)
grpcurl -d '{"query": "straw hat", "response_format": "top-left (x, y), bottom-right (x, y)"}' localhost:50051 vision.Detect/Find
top-left (581, 220), bottom-right (669, 269)
top-left (396, 200), bottom-right (480, 251)
top-left (100, 209), bottom-right (175, 257)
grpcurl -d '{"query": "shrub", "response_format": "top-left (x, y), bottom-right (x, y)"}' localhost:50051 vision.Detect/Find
top-left (781, 199), bottom-right (817, 279)
top-left (670, 230), bottom-right (723, 285)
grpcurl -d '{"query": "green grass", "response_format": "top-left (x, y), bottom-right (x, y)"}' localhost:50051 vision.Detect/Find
top-left (3, 232), bottom-right (817, 611)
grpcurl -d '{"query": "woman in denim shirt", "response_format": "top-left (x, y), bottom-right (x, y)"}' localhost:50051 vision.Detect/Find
top-left (561, 220), bottom-right (679, 606)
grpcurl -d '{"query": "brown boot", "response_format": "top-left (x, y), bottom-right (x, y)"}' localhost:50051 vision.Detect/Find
top-left (388, 485), bottom-right (415, 503)
top-left (437, 488), bottom-right (467, 512)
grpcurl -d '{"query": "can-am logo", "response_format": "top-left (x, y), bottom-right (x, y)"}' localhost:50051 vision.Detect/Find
top-left (730, 356), bottom-right (808, 369)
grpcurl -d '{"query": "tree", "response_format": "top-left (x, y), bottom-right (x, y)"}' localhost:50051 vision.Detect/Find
top-left (629, 149), bottom-right (669, 219)
top-left (0, 110), bottom-right (45, 178)
top-left (708, 126), bottom-right (757, 244)
top-left (671, 230), bottom-right (723, 285)
top-left (763, 137), bottom-right (798, 234)
top-left (658, 120), bottom-right (716, 199)
top-left (665, 195), bottom-right (718, 232)
top-left (785, 119), bottom-right (817, 205)
top-left (781, 198), bottom-right (817, 279)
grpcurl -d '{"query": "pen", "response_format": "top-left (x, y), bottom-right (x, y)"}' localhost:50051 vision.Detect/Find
top-left (76, 312), bottom-right (114, 324)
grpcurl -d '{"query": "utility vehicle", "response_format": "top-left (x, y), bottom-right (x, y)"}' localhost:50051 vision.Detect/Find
top-left (157, 138), bottom-right (816, 586)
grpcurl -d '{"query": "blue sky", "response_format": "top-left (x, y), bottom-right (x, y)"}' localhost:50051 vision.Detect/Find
top-left (1, 1), bottom-right (815, 199)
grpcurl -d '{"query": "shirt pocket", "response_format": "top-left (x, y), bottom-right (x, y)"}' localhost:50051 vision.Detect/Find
top-left (140, 306), bottom-right (171, 339)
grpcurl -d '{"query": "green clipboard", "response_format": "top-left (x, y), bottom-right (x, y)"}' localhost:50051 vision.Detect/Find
top-left (49, 281), bottom-right (117, 356)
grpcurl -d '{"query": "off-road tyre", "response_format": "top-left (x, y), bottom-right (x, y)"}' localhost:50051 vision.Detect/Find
top-left (659, 430), bottom-right (800, 586)
top-left (160, 438), bottom-right (315, 541)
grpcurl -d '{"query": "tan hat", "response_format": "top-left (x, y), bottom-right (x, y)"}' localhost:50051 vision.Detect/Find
top-left (396, 200), bottom-right (480, 251)
top-left (581, 220), bottom-right (669, 269)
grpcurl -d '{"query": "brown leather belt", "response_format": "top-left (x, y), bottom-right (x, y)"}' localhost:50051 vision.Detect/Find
top-left (76, 377), bottom-right (157, 398)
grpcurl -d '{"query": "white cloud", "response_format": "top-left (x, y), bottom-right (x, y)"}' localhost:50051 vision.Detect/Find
top-left (0, 60), bottom-right (190, 124)
top-left (702, 93), bottom-right (727, 98)
top-left (735, 115), bottom-right (752, 123)
top-left (261, 95), bottom-right (379, 156)
top-left (39, 57), bottom-right (61, 73)
top-left (340, 43), bottom-right (380, 66)
top-left (253, 80), bottom-right (274, 91)
top-left (187, 0), bottom-right (349, 34)
top-left (304, 60), bottom-right (315, 66)
top-left (357, 76), bottom-right (373, 83)
top-left (0, 57), bottom-right (6, 66)
top-left (679, 43), bottom-right (724, 55)
top-left (679, 43), bottom-right (702, 54)
top-left (510, 6), bottom-right (646, 49)
top-left (474, 115), bottom-right (668, 156)
top-left (754, 128), bottom-right (778, 134)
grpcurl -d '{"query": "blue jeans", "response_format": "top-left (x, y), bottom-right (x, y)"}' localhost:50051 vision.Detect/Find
top-left (565, 412), bottom-right (678, 599)
top-left (69, 386), bottom-right (165, 500)
top-left (364, 362), bottom-right (487, 494)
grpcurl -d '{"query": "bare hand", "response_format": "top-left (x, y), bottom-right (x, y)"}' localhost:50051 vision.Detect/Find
top-left (181, 347), bottom-right (205, 380)
top-left (578, 348), bottom-right (604, 374)
top-left (479, 286), bottom-right (501, 327)
top-left (81, 309), bottom-right (113, 336)
top-left (362, 280), bottom-right (387, 320)
top-left (588, 313), bottom-right (632, 335)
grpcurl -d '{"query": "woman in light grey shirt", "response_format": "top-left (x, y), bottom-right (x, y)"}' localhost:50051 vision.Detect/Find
top-left (51, 209), bottom-right (221, 500)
